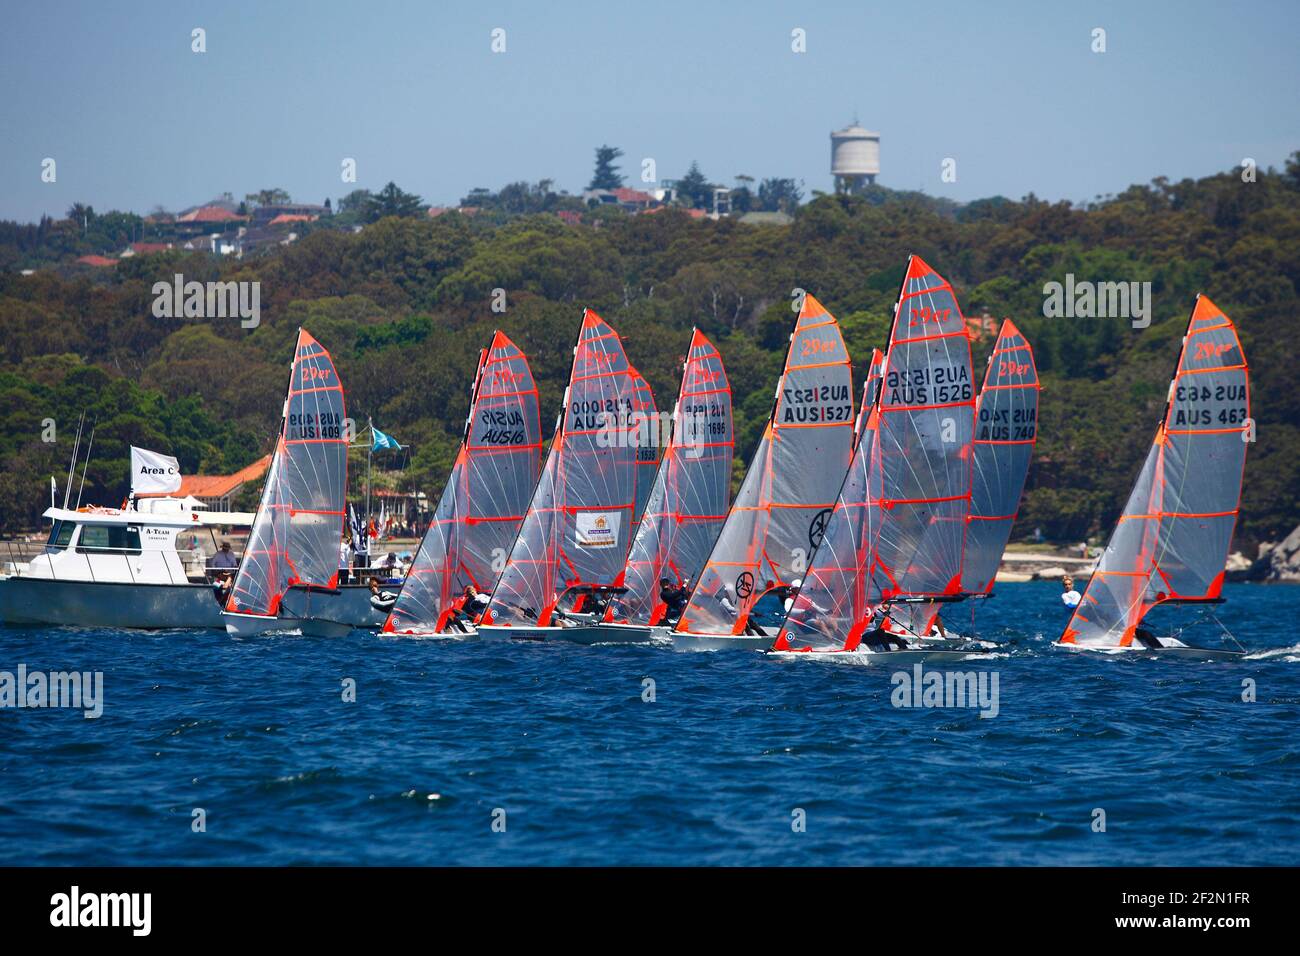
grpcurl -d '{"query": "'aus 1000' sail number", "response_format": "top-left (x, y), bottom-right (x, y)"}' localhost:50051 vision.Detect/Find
top-left (781, 384), bottom-right (852, 424)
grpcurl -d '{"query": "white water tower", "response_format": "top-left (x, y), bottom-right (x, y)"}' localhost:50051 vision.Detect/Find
top-left (831, 121), bottom-right (880, 194)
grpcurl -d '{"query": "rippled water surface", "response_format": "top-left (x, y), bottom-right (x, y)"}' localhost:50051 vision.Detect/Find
top-left (1, 582), bottom-right (1298, 865)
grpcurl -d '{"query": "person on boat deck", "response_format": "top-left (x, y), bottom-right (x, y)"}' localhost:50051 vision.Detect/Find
top-left (928, 616), bottom-right (948, 639)
top-left (380, 551), bottom-right (401, 584)
top-left (368, 576), bottom-right (397, 612)
top-left (338, 533), bottom-right (352, 586)
top-left (659, 577), bottom-right (690, 623)
top-left (209, 541), bottom-right (239, 571)
top-left (353, 529), bottom-right (371, 575)
top-left (1132, 623), bottom-right (1163, 649)
top-left (861, 606), bottom-right (909, 651)
top-left (1060, 575), bottom-right (1081, 610)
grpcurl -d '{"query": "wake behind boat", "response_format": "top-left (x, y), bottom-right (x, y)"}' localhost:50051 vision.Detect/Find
top-left (1057, 295), bottom-right (1251, 659)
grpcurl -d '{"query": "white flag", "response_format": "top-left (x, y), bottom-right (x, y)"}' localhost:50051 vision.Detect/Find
top-left (130, 446), bottom-right (182, 494)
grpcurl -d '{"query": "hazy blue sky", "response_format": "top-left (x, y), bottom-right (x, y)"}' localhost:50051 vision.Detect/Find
top-left (1, 0), bottom-right (1296, 222)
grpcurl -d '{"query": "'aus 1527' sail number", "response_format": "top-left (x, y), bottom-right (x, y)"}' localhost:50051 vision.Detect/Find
top-left (781, 385), bottom-right (852, 423)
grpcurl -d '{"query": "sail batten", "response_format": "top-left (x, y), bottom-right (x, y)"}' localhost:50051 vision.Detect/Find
top-left (384, 331), bottom-right (542, 634)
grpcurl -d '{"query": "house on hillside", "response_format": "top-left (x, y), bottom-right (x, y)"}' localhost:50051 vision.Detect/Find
top-left (135, 455), bottom-right (272, 512)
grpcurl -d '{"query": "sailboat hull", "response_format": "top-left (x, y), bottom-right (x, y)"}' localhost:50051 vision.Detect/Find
top-left (1056, 643), bottom-right (1245, 661)
top-left (477, 623), bottom-right (658, 644)
top-left (773, 647), bottom-right (993, 664)
top-left (671, 632), bottom-right (772, 651)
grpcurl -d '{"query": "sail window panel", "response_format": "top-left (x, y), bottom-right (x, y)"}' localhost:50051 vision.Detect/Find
top-left (1152, 513), bottom-right (1236, 598)
top-left (961, 516), bottom-right (1015, 594)
top-left (879, 404), bottom-right (972, 503)
top-left (972, 441), bottom-right (1033, 521)
top-left (871, 497), bottom-right (966, 597)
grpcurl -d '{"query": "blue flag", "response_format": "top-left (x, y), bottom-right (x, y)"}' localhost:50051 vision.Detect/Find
top-left (371, 426), bottom-right (402, 452)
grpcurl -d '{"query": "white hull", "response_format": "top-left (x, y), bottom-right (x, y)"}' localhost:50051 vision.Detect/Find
top-left (772, 647), bottom-right (993, 664)
top-left (1055, 641), bottom-right (1245, 661)
top-left (477, 623), bottom-right (656, 645)
top-left (670, 631), bottom-right (772, 651)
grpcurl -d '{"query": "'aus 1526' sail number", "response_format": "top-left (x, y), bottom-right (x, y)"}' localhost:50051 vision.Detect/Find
top-left (886, 365), bottom-right (971, 405)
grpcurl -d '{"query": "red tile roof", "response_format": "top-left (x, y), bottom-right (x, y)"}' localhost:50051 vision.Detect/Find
top-left (268, 213), bottom-right (316, 225)
top-left (178, 205), bottom-right (243, 223)
top-left (137, 454), bottom-right (271, 500)
top-left (612, 187), bottom-right (654, 205)
top-left (76, 255), bottom-right (117, 267)
top-left (131, 242), bottom-right (172, 254)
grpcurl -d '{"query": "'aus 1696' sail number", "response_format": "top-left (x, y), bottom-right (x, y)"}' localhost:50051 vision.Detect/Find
top-left (781, 385), bottom-right (852, 424)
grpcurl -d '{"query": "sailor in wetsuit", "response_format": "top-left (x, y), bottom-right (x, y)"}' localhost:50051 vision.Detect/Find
top-left (860, 606), bottom-right (909, 651)
top-left (659, 577), bottom-right (690, 625)
top-left (368, 576), bottom-right (398, 613)
top-left (1132, 623), bottom-right (1163, 649)
top-left (448, 585), bottom-right (490, 633)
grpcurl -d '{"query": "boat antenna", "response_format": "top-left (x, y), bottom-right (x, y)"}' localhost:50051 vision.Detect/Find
top-left (62, 411), bottom-right (85, 509)
top-left (74, 423), bottom-right (96, 511)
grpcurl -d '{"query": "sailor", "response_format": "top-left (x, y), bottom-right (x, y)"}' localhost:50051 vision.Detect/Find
top-left (1132, 623), bottom-right (1164, 649)
top-left (211, 570), bottom-right (234, 604)
top-left (659, 577), bottom-right (690, 623)
top-left (447, 585), bottom-right (490, 633)
top-left (209, 541), bottom-right (239, 571)
top-left (1060, 575), bottom-right (1081, 610)
top-left (782, 579), bottom-right (803, 614)
top-left (368, 576), bottom-right (397, 612)
top-left (929, 615), bottom-right (948, 639)
top-left (861, 606), bottom-right (909, 651)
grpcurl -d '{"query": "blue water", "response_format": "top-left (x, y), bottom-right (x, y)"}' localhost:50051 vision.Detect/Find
top-left (1, 581), bottom-right (1298, 866)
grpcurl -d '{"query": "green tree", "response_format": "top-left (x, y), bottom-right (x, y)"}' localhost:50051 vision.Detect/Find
top-left (364, 182), bottom-right (424, 220)
top-left (588, 145), bottom-right (625, 190)
top-left (757, 178), bottom-right (803, 213)
top-left (676, 161), bottom-right (712, 209)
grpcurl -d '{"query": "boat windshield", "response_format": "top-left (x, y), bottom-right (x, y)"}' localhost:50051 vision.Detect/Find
top-left (44, 521), bottom-right (75, 553)
top-left (75, 524), bottom-right (142, 556)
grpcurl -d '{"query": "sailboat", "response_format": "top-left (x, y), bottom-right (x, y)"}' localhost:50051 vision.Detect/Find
top-left (583, 329), bottom-right (735, 642)
top-left (224, 329), bottom-right (365, 638)
top-left (887, 318), bottom-right (1039, 642)
top-left (382, 331), bottom-right (542, 636)
top-left (775, 256), bottom-right (982, 661)
top-left (477, 309), bottom-right (647, 643)
top-left (672, 293), bottom-right (854, 650)
top-left (1058, 295), bottom-right (1250, 659)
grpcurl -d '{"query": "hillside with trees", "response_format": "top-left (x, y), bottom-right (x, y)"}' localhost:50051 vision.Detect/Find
top-left (1, 156), bottom-right (1298, 554)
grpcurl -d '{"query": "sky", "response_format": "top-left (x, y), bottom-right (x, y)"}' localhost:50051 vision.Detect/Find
top-left (0, 0), bottom-right (1297, 222)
